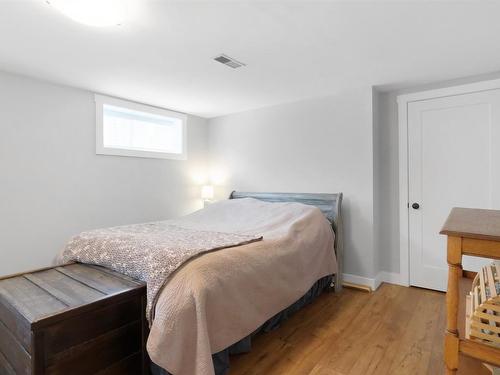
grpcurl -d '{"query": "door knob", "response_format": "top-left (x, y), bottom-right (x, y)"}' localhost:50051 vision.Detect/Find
top-left (412, 203), bottom-right (420, 210)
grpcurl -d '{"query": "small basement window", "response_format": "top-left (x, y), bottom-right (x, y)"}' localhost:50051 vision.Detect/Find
top-left (95, 95), bottom-right (187, 160)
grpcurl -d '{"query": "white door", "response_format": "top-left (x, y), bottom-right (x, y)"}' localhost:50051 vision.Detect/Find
top-left (408, 89), bottom-right (500, 291)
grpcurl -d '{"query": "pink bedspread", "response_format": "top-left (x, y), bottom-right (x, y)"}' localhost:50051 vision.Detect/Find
top-left (147, 198), bottom-right (337, 375)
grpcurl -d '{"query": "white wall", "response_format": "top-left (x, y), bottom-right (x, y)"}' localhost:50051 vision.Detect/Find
top-left (209, 88), bottom-right (377, 279)
top-left (372, 89), bottom-right (382, 276)
top-left (0, 71), bottom-right (208, 276)
top-left (373, 91), bottom-right (400, 274)
top-left (6, 67), bottom-right (496, 284)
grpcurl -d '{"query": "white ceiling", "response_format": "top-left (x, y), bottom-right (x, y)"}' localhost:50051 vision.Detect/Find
top-left (1, 1), bottom-right (500, 118)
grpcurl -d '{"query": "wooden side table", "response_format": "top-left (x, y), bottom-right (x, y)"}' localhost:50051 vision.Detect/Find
top-left (441, 207), bottom-right (500, 374)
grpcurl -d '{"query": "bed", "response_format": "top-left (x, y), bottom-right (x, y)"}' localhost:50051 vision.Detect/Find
top-left (151, 191), bottom-right (344, 375)
top-left (229, 191), bottom-right (343, 293)
top-left (62, 191), bottom-right (343, 375)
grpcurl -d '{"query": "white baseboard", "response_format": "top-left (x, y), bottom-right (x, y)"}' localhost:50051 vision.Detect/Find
top-left (342, 273), bottom-right (378, 290)
top-left (343, 271), bottom-right (406, 291)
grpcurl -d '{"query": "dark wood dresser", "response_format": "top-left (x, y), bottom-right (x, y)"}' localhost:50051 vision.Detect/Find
top-left (0, 263), bottom-right (148, 375)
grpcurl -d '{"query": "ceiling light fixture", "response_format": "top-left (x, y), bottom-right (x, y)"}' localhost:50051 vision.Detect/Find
top-left (46, 0), bottom-right (137, 27)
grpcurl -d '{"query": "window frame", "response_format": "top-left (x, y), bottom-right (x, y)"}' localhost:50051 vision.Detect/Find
top-left (95, 94), bottom-right (188, 160)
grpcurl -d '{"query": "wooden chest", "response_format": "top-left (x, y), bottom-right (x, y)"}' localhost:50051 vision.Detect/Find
top-left (0, 263), bottom-right (148, 375)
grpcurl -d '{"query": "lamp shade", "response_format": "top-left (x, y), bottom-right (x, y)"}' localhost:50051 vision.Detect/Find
top-left (201, 185), bottom-right (214, 200)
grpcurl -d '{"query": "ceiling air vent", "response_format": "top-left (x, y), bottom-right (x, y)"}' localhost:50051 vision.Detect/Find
top-left (214, 54), bottom-right (246, 69)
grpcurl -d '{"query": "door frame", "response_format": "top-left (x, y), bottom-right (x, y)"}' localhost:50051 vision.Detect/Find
top-left (397, 78), bottom-right (500, 287)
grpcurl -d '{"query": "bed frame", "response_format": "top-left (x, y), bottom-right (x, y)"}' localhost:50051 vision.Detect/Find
top-left (229, 191), bottom-right (343, 292)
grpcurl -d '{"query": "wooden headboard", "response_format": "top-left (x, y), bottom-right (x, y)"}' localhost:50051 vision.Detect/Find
top-left (229, 191), bottom-right (343, 292)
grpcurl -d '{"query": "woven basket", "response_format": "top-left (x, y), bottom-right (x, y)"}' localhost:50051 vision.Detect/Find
top-left (466, 262), bottom-right (500, 346)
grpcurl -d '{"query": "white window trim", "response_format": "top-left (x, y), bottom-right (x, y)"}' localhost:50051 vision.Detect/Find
top-left (95, 94), bottom-right (188, 160)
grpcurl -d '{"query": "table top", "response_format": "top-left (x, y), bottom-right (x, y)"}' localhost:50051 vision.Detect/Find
top-left (440, 207), bottom-right (500, 242)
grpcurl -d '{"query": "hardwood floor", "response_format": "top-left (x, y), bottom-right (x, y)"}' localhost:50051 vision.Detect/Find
top-left (229, 283), bottom-right (490, 375)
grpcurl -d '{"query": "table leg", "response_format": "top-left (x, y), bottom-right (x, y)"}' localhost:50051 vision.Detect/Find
top-left (445, 236), bottom-right (462, 374)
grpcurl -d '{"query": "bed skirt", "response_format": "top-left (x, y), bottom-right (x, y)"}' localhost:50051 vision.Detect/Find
top-left (150, 274), bottom-right (333, 375)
